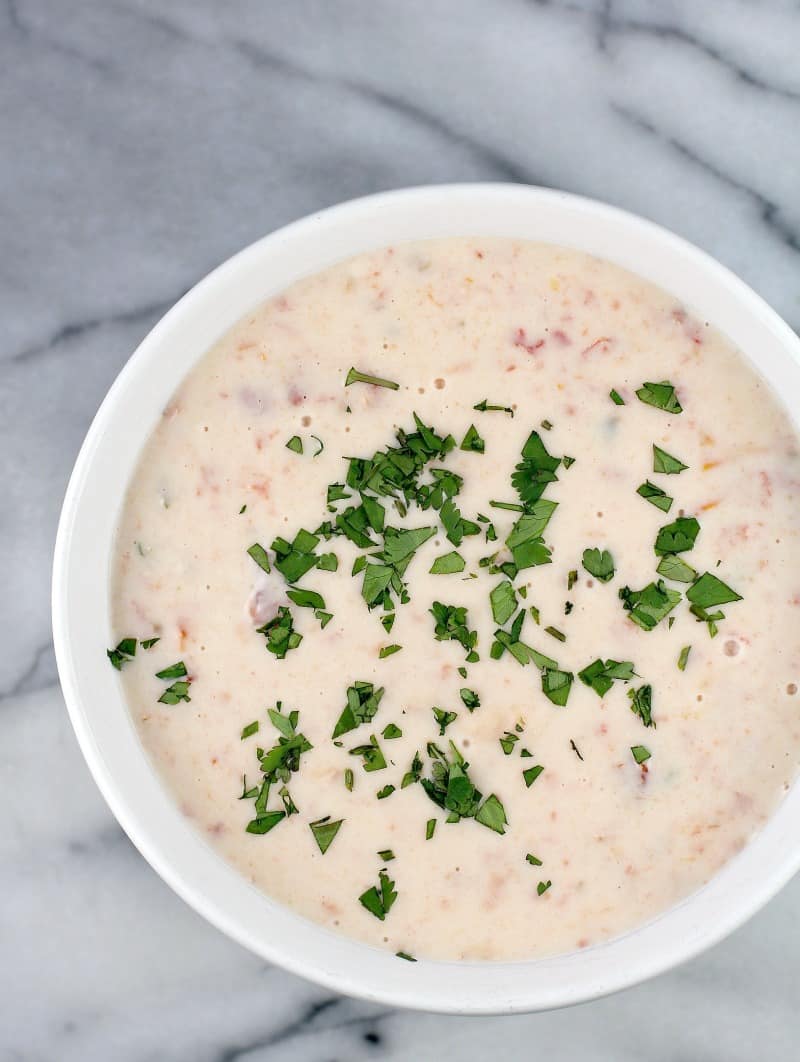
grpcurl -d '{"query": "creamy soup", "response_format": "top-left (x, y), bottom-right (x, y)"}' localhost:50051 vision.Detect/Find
top-left (111, 239), bottom-right (800, 962)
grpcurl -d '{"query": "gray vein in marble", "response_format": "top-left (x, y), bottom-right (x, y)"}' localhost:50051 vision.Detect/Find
top-left (0, 640), bottom-right (56, 705)
top-left (613, 103), bottom-right (800, 255)
top-left (6, 0), bottom-right (112, 74)
top-left (8, 292), bottom-right (183, 365)
top-left (534, 0), bottom-right (800, 101)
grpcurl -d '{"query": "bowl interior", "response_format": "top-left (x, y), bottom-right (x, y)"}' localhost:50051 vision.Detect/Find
top-left (53, 184), bottom-right (800, 1013)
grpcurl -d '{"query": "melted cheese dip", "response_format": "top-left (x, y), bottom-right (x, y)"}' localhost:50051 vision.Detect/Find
top-left (112, 239), bottom-right (800, 961)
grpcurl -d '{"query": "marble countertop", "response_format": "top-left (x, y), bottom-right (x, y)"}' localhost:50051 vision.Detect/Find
top-left (3, 0), bottom-right (800, 1057)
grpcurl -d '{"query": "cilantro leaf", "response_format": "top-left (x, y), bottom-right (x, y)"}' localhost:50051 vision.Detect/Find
top-left (511, 431), bottom-right (560, 509)
top-left (619, 581), bottom-right (681, 630)
top-left (628, 684), bottom-right (654, 727)
top-left (653, 445), bottom-right (688, 474)
top-left (332, 681), bottom-right (385, 739)
top-left (460, 424), bottom-right (485, 453)
top-left (257, 606), bottom-right (303, 658)
top-left (475, 794), bottom-right (508, 834)
top-left (654, 516), bottom-right (700, 556)
top-left (490, 580), bottom-right (517, 625)
top-left (582, 547), bottom-right (615, 582)
top-left (687, 572), bottom-right (742, 608)
top-left (430, 551), bottom-right (466, 574)
top-left (637, 480), bottom-right (673, 512)
top-left (309, 817), bottom-right (343, 854)
top-left (359, 869), bottom-right (398, 920)
top-left (636, 380), bottom-right (682, 414)
top-left (345, 367), bottom-right (399, 390)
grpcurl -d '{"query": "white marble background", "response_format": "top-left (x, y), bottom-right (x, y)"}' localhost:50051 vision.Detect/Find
top-left (3, 1), bottom-right (800, 1058)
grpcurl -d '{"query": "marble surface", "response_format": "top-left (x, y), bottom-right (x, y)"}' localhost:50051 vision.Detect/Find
top-left (3, 0), bottom-right (800, 1057)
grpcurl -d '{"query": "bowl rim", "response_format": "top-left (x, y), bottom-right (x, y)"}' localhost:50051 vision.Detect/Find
top-left (53, 182), bottom-right (800, 1014)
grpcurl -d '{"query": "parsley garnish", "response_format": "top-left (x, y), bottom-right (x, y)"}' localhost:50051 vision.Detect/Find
top-left (345, 367), bottom-right (399, 390)
top-left (382, 723), bottom-right (402, 739)
top-left (158, 680), bottom-right (191, 705)
top-left (243, 706), bottom-right (312, 834)
top-left (526, 853), bottom-right (543, 866)
top-left (286, 435), bottom-right (303, 454)
top-left (619, 581), bottom-right (681, 630)
top-left (511, 431), bottom-right (560, 509)
top-left (610, 389), bottom-right (625, 406)
top-left (656, 555), bottom-right (697, 583)
top-left (107, 637), bottom-right (137, 670)
top-left (430, 551), bottom-right (466, 575)
top-left (426, 818), bottom-right (436, 840)
top-left (396, 951), bottom-right (417, 961)
top-left (578, 659), bottom-right (636, 697)
top-left (523, 764), bottom-right (544, 787)
top-left (460, 424), bottom-right (485, 453)
top-left (506, 501), bottom-right (557, 570)
top-left (246, 543), bottom-right (272, 573)
top-left (490, 580), bottom-right (517, 625)
top-left (332, 681), bottom-right (385, 739)
top-left (475, 793), bottom-right (508, 834)
top-left (636, 380), bottom-right (682, 414)
top-left (257, 606), bottom-right (302, 658)
top-left (678, 645), bottom-right (691, 671)
top-left (637, 480), bottom-right (673, 512)
top-left (628, 684), bottom-right (654, 727)
top-left (401, 751), bottom-right (423, 788)
top-left (378, 848), bottom-right (395, 861)
top-left (309, 817), bottom-right (343, 854)
top-left (241, 720), bottom-right (259, 740)
top-left (459, 688), bottom-right (480, 711)
top-left (430, 602), bottom-right (479, 662)
top-left (140, 637), bottom-right (160, 650)
top-left (541, 668), bottom-right (573, 706)
top-left (499, 731), bottom-right (519, 755)
top-left (544, 625), bottom-right (566, 642)
top-left (582, 547), bottom-right (615, 582)
top-left (537, 880), bottom-right (552, 896)
top-left (379, 644), bottom-right (403, 658)
top-left (376, 784), bottom-right (396, 799)
top-left (432, 706), bottom-right (458, 735)
top-left (653, 445), bottom-right (688, 474)
top-left (687, 572), bottom-right (742, 608)
top-left (654, 516), bottom-right (700, 556)
top-left (473, 399), bottom-right (513, 416)
top-left (359, 870), bottom-right (398, 920)
top-left (344, 768), bottom-right (354, 791)
top-left (155, 661), bottom-right (187, 680)
top-left (631, 745), bottom-right (651, 764)
top-left (271, 528), bottom-right (324, 583)
top-left (349, 734), bottom-right (387, 772)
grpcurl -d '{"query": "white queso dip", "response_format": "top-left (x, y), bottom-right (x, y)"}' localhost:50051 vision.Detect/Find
top-left (110, 239), bottom-right (800, 961)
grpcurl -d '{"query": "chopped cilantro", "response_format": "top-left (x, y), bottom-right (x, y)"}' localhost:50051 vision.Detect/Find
top-left (656, 555), bottom-right (698, 583)
top-left (396, 951), bottom-right (417, 961)
top-left (432, 706), bottom-right (457, 735)
top-left (107, 637), bottom-right (137, 670)
top-left (309, 817), bottom-right (343, 854)
top-left (379, 644), bottom-right (403, 658)
top-left (678, 645), bottom-right (691, 671)
top-left (344, 768), bottom-right (354, 791)
top-left (523, 764), bottom-right (544, 787)
top-left (286, 435), bottom-right (303, 454)
top-left (610, 389), bottom-right (625, 406)
top-left (582, 547), bottom-right (615, 582)
top-left (332, 681), bottom-right (385, 739)
top-left (490, 580), bottom-right (517, 625)
top-left (637, 480), bottom-right (673, 512)
top-left (158, 680), bottom-right (191, 705)
top-left (653, 444), bottom-right (688, 474)
top-left (473, 399), bottom-right (514, 416)
top-left (382, 723), bottom-right (403, 739)
top-left (140, 637), bottom-right (160, 650)
top-left (241, 720), bottom-right (259, 740)
top-left (687, 572), bottom-right (742, 608)
top-left (155, 661), bottom-right (187, 680)
top-left (537, 880), bottom-right (552, 896)
top-left (376, 784), bottom-right (396, 799)
top-left (628, 684), bottom-right (654, 727)
top-left (426, 818), bottom-right (436, 840)
top-left (636, 380), bottom-right (682, 414)
top-left (526, 853), bottom-right (543, 866)
top-left (257, 606), bottom-right (302, 658)
top-left (541, 668), bottom-right (573, 707)
top-left (401, 751), bottom-right (423, 788)
top-left (654, 516), bottom-right (700, 556)
top-left (460, 424), bottom-right (485, 453)
top-left (579, 658), bottom-right (636, 697)
top-left (475, 793), bottom-right (508, 834)
top-left (430, 601), bottom-right (479, 662)
top-left (459, 687), bottom-right (480, 712)
top-left (544, 625), bottom-right (566, 642)
top-left (345, 367), bottom-right (399, 390)
top-left (247, 543), bottom-right (272, 572)
top-left (359, 869), bottom-right (398, 920)
top-left (349, 734), bottom-right (387, 772)
top-left (619, 581), bottom-right (681, 630)
top-left (430, 551), bottom-right (466, 575)
top-left (378, 848), bottom-right (395, 861)
top-left (511, 431), bottom-right (560, 510)
top-left (631, 745), bottom-right (651, 764)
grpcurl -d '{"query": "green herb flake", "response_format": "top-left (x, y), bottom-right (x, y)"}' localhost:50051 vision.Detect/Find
top-left (156, 661), bottom-right (188, 680)
top-left (628, 684), bottom-right (655, 728)
top-left (345, 367), bottom-right (400, 391)
top-left (610, 389), bottom-right (625, 406)
top-left (687, 572), bottom-right (743, 609)
top-left (653, 444), bottom-right (688, 474)
top-left (537, 879), bottom-right (552, 896)
top-left (401, 751), bottom-right (423, 789)
top-left (379, 644), bottom-right (403, 659)
top-left (309, 817), bottom-right (343, 854)
top-left (344, 768), bottom-right (354, 791)
top-left (473, 399), bottom-right (514, 416)
top-left (140, 637), bottom-right (160, 650)
top-left (430, 551), bottom-right (466, 575)
top-left (523, 764), bottom-right (544, 787)
top-left (475, 793), bottom-right (508, 834)
top-left (286, 435), bottom-right (303, 454)
top-left (332, 681), bottom-right (385, 738)
top-left (490, 580), bottom-right (518, 625)
top-left (359, 869), bottom-right (398, 921)
top-left (246, 811), bottom-right (285, 835)
top-left (544, 625), bottom-right (566, 643)
top-left (460, 424), bottom-right (486, 453)
top-left (241, 720), bottom-right (260, 740)
top-left (432, 706), bottom-right (458, 736)
top-left (637, 480), bottom-right (673, 512)
top-left (636, 380), bottom-right (683, 414)
top-left (619, 581), bottom-right (681, 631)
top-left (499, 731), bottom-right (519, 756)
top-left (430, 601), bottom-right (479, 662)
top-left (349, 734), bottom-right (387, 772)
top-left (378, 848), bottom-right (395, 861)
top-left (526, 853), bottom-right (543, 866)
top-left (656, 555), bottom-right (698, 583)
top-left (396, 951), bottom-right (417, 962)
top-left (107, 637), bottom-right (137, 670)
top-left (631, 745), bottom-right (651, 764)
top-left (654, 516), bottom-right (700, 556)
top-left (376, 784), bottom-right (396, 800)
top-left (541, 668), bottom-right (573, 707)
top-left (459, 687), bottom-right (480, 712)
top-left (426, 818), bottom-right (436, 840)
top-left (257, 606), bottom-right (303, 659)
top-left (382, 723), bottom-right (403, 739)
top-left (563, 455), bottom-right (576, 468)
top-left (239, 504), bottom-right (247, 514)
top-left (582, 547), bottom-right (615, 582)
top-left (512, 432), bottom-right (561, 511)
top-left (157, 680), bottom-right (191, 705)
top-left (578, 658), bottom-right (636, 697)
top-left (678, 645), bottom-right (691, 671)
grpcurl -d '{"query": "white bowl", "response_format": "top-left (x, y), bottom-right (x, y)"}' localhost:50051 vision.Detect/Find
top-left (53, 184), bottom-right (800, 1014)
